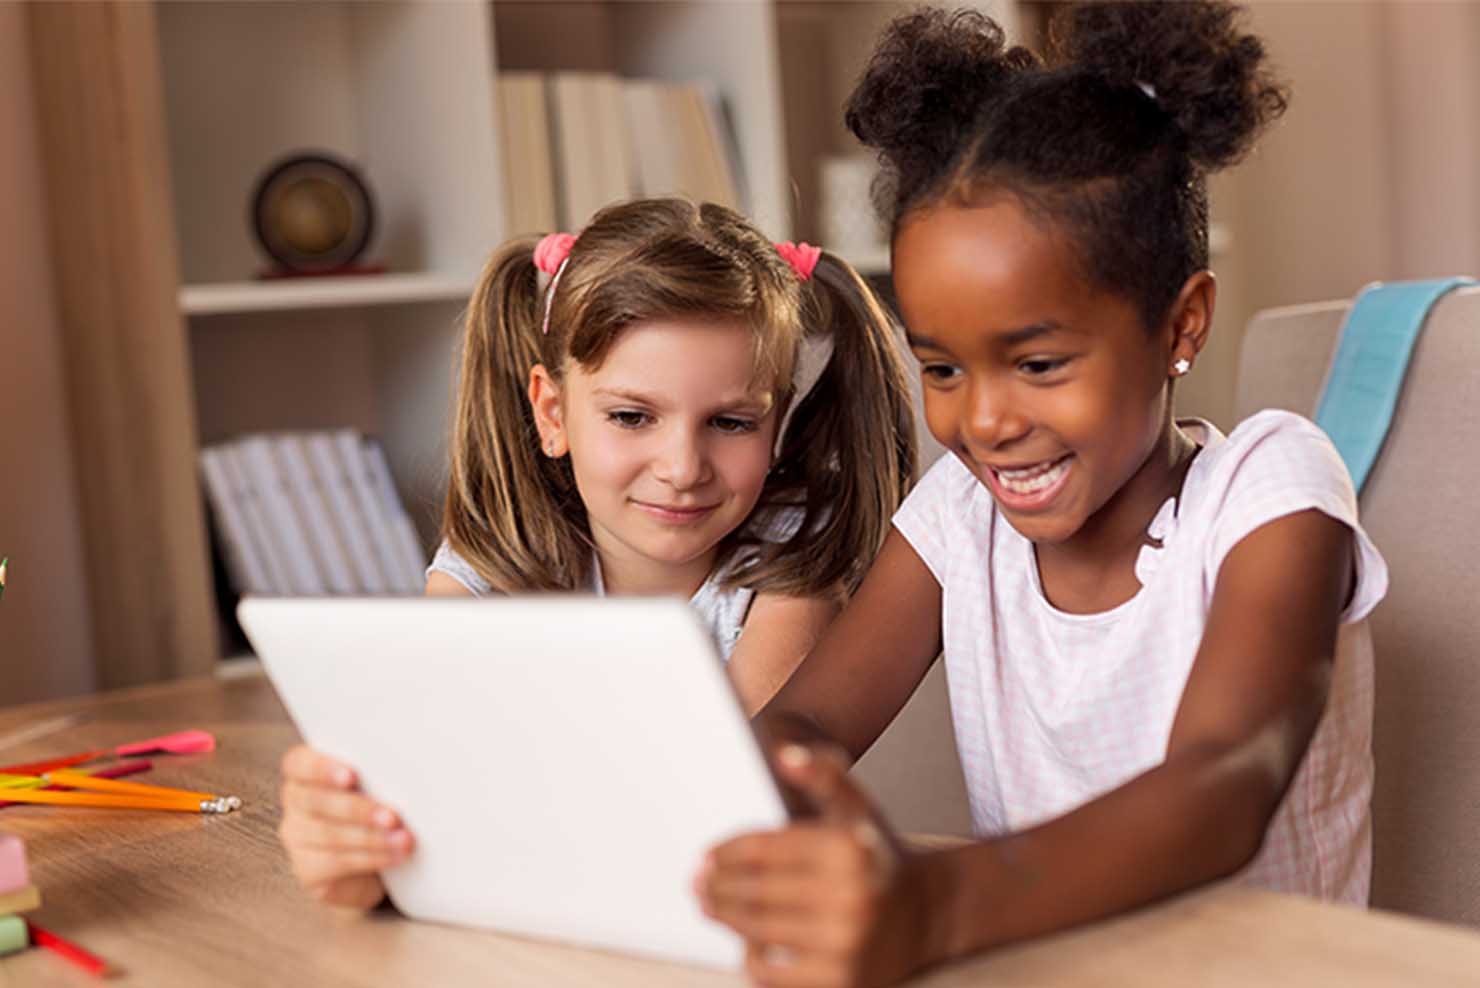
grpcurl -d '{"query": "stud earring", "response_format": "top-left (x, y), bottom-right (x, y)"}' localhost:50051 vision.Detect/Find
top-left (1172, 358), bottom-right (1191, 376)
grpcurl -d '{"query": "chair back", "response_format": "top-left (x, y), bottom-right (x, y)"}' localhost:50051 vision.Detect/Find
top-left (1235, 285), bottom-right (1480, 924)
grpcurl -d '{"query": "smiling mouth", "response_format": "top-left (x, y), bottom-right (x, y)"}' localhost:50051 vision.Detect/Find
top-left (978, 453), bottom-right (1075, 512)
top-left (632, 500), bottom-right (719, 522)
top-left (990, 455), bottom-right (1072, 495)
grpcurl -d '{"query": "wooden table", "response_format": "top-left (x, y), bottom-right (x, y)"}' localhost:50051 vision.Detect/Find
top-left (2, 671), bottom-right (1480, 987)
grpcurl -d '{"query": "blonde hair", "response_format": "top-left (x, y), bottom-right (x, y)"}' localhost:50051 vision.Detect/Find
top-left (442, 198), bottom-right (916, 597)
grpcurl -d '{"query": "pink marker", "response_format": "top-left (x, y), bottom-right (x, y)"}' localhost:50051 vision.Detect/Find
top-left (0, 730), bottom-right (215, 776)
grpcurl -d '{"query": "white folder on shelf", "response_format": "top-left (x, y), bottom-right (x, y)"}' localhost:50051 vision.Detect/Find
top-left (302, 433), bottom-right (390, 595)
top-left (198, 446), bottom-right (274, 595)
top-left (219, 443), bottom-right (291, 594)
top-left (360, 438), bottom-right (429, 590)
top-left (270, 434), bottom-right (360, 595)
top-left (333, 430), bottom-right (421, 593)
top-left (234, 437), bottom-right (327, 595)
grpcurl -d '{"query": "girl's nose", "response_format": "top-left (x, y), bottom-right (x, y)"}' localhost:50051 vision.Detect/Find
top-left (964, 381), bottom-right (1030, 449)
top-left (653, 430), bottom-right (711, 490)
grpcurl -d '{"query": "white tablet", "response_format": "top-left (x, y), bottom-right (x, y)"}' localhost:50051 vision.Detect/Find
top-left (239, 595), bottom-right (788, 968)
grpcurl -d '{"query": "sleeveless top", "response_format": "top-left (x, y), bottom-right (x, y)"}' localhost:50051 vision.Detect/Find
top-left (426, 507), bottom-right (805, 662)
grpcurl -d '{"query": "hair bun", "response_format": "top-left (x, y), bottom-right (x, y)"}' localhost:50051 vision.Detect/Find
top-left (1053, 1), bottom-right (1289, 170)
top-left (845, 8), bottom-right (1039, 215)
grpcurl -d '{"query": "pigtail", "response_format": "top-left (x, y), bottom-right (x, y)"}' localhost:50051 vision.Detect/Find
top-left (845, 7), bottom-right (1039, 222)
top-left (1052, 1), bottom-right (1289, 171)
top-left (441, 240), bottom-right (592, 592)
top-left (740, 254), bottom-right (917, 597)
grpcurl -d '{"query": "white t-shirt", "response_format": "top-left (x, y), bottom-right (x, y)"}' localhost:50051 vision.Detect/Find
top-left (427, 507), bottom-right (805, 662)
top-left (893, 410), bottom-right (1388, 903)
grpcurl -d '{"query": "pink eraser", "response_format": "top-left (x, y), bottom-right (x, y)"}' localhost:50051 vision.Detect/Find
top-left (115, 729), bottom-right (216, 757)
top-left (0, 834), bottom-right (28, 896)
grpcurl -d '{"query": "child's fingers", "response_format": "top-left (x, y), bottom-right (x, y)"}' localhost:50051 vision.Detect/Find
top-left (744, 942), bottom-right (851, 988)
top-left (708, 826), bottom-right (837, 875)
top-left (701, 870), bottom-right (820, 924)
top-left (280, 744), bottom-right (357, 788)
top-left (292, 850), bottom-right (392, 909)
top-left (281, 779), bottom-right (401, 829)
top-left (718, 911), bottom-right (819, 955)
top-left (305, 872), bottom-right (389, 911)
top-left (292, 845), bottom-right (405, 885)
top-left (772, 743), bottom-right (873, 823)
top-left (280, 810), bottom-right (414, 857)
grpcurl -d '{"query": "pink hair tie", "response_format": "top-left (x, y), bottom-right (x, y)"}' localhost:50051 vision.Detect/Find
top-left (775, 241), bottom-right (822, 281)
top-left (533, 233), bottom-right (576, 274)
top-left (534, 233), bottom-right (577, 335)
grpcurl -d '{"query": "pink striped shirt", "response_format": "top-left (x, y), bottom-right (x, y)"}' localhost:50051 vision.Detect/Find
top-left (893, 410), bottom-right (1387, 902)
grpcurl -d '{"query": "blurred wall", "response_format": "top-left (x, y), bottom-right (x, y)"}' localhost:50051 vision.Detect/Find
top-left (0, 2), bottom-right (97, 702)
top-left (778, 1), bottom-right (1019, 245)
top-left (1184, 1), bottom-right (1480, 428)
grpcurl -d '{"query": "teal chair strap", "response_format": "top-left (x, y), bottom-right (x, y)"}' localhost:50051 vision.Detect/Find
top-left (1314, 277), bottom-right (1476, 494)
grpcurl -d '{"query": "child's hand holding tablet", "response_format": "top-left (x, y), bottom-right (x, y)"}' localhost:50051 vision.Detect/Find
top-left (278, 745), bottom-right (412, 909)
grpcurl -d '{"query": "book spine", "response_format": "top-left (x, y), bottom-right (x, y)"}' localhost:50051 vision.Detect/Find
top-left (360, 438), bottom-right (429, 592)
top-left (270, 435), bottom-right (360, 594)
top-left (332, 430), bottom-right (413, 593)
top-left (303, 433), bottom-right (389, 594)
top-left (198, 447), bottom-right (275, 595)
top-left (219, 444), bottom-right (292, 593)
top-left (234, 437), bottom-right (326, 595)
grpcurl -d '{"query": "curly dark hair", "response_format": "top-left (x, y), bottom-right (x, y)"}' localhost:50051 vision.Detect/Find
top-left (845, 2), bottom-right (1289, 329)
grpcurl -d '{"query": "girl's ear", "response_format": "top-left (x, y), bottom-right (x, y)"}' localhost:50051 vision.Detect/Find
top-left (527, 363), bottom-right (569, 458)
top-left (1165, 270), bottom-right (1216, 377)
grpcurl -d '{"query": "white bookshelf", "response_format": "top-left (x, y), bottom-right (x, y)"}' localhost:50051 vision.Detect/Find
top-left (180, 273), bottom-right (476, 317)
top-left (155, 0), bottom-right (503, 566)
top-left (154, 1), bottom-right (819, 569)
top-left (154, 1), bottom-right (1005, 654)
top-left (493, 1), bottom-right (792, 240)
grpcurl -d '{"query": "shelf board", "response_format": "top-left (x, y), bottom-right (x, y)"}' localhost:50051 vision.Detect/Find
top-left (216, 654), bottom-right (262, 678)
top-left (180, 272), bottom-right (475, 316)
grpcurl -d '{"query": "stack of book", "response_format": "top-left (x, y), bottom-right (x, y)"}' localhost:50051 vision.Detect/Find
top-left (497, 71), bottom-right (744, 235)
top-left (198, 431), bottom-right (427, 597)
top-left (0, 832), bottom-right (38, 957)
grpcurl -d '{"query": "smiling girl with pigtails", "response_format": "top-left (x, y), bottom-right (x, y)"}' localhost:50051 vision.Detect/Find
top-left (697, 4), bottom-right (1389, 986)
top-left (276, 196), bottom-right (918, 910)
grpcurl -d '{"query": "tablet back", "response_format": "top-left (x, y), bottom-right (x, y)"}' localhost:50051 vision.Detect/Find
top-left (239, 595), bottom-right (787, 968)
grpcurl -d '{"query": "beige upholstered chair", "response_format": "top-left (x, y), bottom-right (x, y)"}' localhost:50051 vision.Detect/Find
top-left (1235, 285), bottom-right (1480, 925)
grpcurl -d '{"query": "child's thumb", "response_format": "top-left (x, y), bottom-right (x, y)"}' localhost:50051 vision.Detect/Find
top-left (773, 742), bottom-right (872, 823)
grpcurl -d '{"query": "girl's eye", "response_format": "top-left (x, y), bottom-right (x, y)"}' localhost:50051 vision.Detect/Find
top-left (607, 410), bottom-right (651, 429)
top-left (1018, 357), bottom-right (1070, 377)
top-left (920, 362), bottom-right (961, 384)
top-left (711, 416), bottom-right (759, 435)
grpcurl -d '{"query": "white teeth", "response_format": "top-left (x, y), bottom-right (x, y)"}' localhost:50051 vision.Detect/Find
top-left (994, 457), bottom-right (1069, 495)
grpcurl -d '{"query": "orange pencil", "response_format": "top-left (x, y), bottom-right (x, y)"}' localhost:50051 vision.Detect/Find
top-left (44, 769), bottom-right (226, 804)
top-left (0, 789), bottom-right (233, 813)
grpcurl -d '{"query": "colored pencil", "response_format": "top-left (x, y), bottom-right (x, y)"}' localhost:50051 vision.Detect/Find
top-left (45, 769), bottom-right (223, 803)
top-left (0, 760), bottom-right (153, 807)
top-left (0, 729), bottom-right (215, 776)
top-left (26, 921), bottom-right (107, 977)
top-left (0, 788), bottom-right (230, 813)
top-left (0, 762), bottom-right (239, 812)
